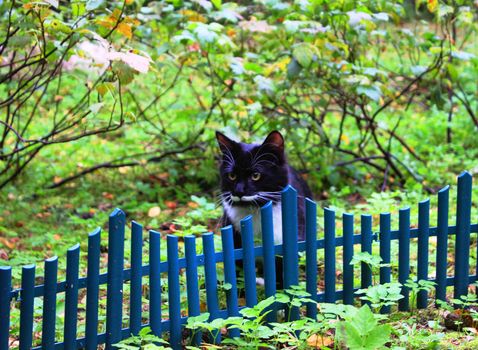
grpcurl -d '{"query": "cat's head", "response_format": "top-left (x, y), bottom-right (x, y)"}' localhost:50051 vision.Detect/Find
top-left (216, 131), bottom-right (289, 207)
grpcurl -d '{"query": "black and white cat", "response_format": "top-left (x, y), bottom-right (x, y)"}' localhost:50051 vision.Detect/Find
top-left (216, 130), bottom-right (313, 248)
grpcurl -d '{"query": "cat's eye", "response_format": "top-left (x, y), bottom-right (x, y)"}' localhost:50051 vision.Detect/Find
top-left (251, 172), bottom-right (261, 181)
top-left (228, 173), bottom-right (237, 181)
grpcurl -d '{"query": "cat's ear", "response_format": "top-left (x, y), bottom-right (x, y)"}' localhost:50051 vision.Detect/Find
top-left (216, 131), bottom-right (236, 154)
top-left (263, 131), bottom-right (284, 152)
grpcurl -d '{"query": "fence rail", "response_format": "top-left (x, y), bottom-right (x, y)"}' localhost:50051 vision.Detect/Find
top-left (0, 171), bottom-right (476, 350)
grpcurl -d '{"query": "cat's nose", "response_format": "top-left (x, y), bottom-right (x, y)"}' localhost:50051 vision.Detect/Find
top-left (234, 183), bottom-right (246, 197)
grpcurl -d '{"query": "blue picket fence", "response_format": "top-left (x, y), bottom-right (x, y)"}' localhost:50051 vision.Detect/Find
top-left (0, 171), bottom-right (477, 349)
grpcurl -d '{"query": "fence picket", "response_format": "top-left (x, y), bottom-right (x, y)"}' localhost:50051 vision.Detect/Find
top-left (324, 208), bottom-right (336, 303)
top-left (19, 265), bottom-right (35, 350)
top-left (241, 216), bottom-right (257, 307)
top-left (454, 171), bottom-right (473, 299)
top-left (221, 226), bottom-right (240, 337)
top-left (167, 235), bottom-right (181, 350)
top-left (42, 257), bottom-right (58, 349)
top-left (184, 236), bottom-right (201, 345)
top-left (282, 186), bottom-right (299, 320)
top-left (149, 230), bottom-right (162, 336)
top-left (203, 232), bottom-right (221, 344)
top-left (342, 213), bottom-right (354, 305)
top-left (379, 213), bottom-right (391, 314)
top-left (305, 198), bottom-right (317, 319)
top-left (130, 222), bottom-right (143, 336)
top-left (436, 186), bottom-right (449, 303)
top-left (86, 228), bottom-right (101, 350)
top-left (64, 244), bottom-right (80, 350)
top-left (398, 208), bottom-right (410, 311)
top-left (260, 201), bottom-right (277, 323)
top-left (106, 209), bottom-right (125, 349)
top-left (417, 199), bottom-right (430, 309)
top-left (0, 266), bottom-right (11, 350)
top-left (282, 186), bottom-right (299, 289)
top-left (361, 214), bottom-right (373, 298)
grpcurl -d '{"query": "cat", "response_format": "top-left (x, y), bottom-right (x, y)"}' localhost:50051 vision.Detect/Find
top-left (216, 130), bottom-right (313, 273)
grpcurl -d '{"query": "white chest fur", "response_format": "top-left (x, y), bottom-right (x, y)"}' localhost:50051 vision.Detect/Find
top-left (223, 202), bottom-right (283, 244)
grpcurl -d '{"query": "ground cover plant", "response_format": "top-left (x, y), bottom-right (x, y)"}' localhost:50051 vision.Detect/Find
top-left (1, 0), bottom-right (478, 349)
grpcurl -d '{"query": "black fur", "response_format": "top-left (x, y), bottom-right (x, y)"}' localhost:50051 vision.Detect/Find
top-left (216, 131), bottom-right (313, 289)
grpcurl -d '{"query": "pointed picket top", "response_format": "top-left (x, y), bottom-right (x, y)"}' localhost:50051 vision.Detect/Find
top-left (281, 184), bottom-right (297, 197)
top-left (68, 243), bottom-right (80, 253)
top-left (220, 224), bottom-right (234, 233)
top-left (260, 200), bottom-right (273, 212)
top-left (149, 229), bottom-right (161, 238)
top-left (240, 214), bottom-right (253, 228)
top-left (45, 256), bottom-right (58, 263)
top-left (457, 170), bottom-right (472, 180)
top-left (131, 221), bottom-right (142, 230)
top-left (324, 207), bottom-right (335, 216)
top-left (305, 197), bottom-right (315, 206)
top-left (88, 227), bottom-right (101, 239)
top-left (109, 208), bottom-right (125, 218)
top-left (438, 185), bottom-right (450, 194)
top-left (22, 264), bottom-right (36, 270)
top-left (419, 198), bottom-right (430, 205)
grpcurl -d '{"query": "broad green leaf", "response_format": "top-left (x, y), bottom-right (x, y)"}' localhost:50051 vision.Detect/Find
top-left (287, 58), bottom-right (302, 79)
top-left (86, 0), bottom-right (104, 10)
top-left (351, 305), bottom-right (377, 335)
top-left (72, 2), bottom-right (86, 17)
top-left (211, 0), bottom-right (222, 10)
top-left (362, 324), bottom-right (391, 349)
top-left (357, 85), bottom-right (382, 102)
top-left (292, 43), bottom-right (317, 68)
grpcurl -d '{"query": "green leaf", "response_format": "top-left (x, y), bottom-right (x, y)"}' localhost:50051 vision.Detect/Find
top-left (287, 58), bottom-right (302, 79)
top-left (72, 2), bottom-right (86, 17)
top-left (363, 324), bottom-right (391, 349)
top-left (211, 0), bottom-right (222, 10)
top-left (352, 305), bottom-right (377, 335)
top-left (86, 0), bottom-right (104, 11)
top-left (357, 85), bottom-right (382, 102)
top-left (292, 43), bottom-right (316, 68)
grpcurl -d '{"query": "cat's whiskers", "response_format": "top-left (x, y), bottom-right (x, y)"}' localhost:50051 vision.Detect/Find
top-left (216, 191), bottom-right (233, 208)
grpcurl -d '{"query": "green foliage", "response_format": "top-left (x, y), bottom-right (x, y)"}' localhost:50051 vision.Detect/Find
top-left (356, 282), bottom-right (404, 312)
top-left (114, 327), bottom-right (171, 350)
top-left (404, 278), bottom-right (436, 313)
top-left (336, 304), bottom-right (392, 350)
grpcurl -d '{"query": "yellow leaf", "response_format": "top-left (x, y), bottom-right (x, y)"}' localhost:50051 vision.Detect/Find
top-left (179, 9), bottom-right (207, 23)
top-left (307, 334), bottom-right (334, 348)
top-left (427, 0), bottom-right (438, 12)
top-left (341, 134), bottom-right (350, 145)
top-left (148, 206), bottom-right (161, 218)
top-left (117, 22), bottom-right (133, 38)
top-left (118, 167), bottom-right (129, 174)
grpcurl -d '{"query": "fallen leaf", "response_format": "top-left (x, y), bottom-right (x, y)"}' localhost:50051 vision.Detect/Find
top-left (307, 334), bottom-right (334, 348)
top-left (148, 206), bottom-right (161, 217)
top-left (118, 166), bottom-right (129, 174)
top-left (188, 201), bottom-right (199, 209)
top-left (102, 192), bottom-right (114, 200)
top-left (0, 237), bottom-right (15, 249)
top-left (165, 201), bottom-right (177, 210)
top-left (0, 249), bottom-right (8, 259)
